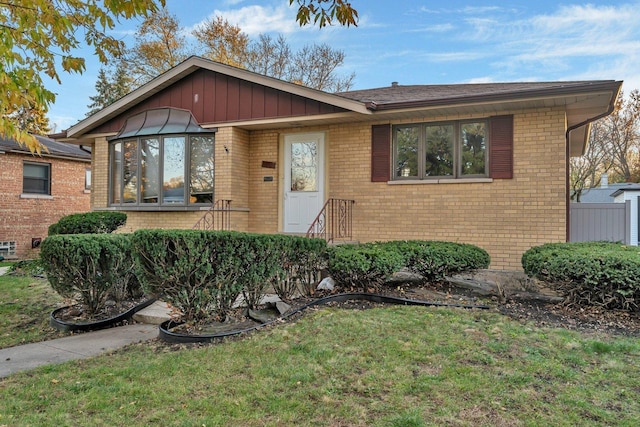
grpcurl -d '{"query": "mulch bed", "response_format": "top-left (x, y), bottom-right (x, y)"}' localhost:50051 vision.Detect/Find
top-left (327, 282), bottom-right (640, 337)
top-left (135, 282), bottom-right (640, 354)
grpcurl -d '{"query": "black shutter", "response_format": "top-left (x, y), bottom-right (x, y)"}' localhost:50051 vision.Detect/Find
top-left (489, 115), bottom-right (514, 179)
top-left (371, 124), bottom-right (391, 182)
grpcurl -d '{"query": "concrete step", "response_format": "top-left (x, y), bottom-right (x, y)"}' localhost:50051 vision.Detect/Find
top-left (133, 301), bottom-right (172, 325)
top-left (133, 294), bottom-right (286, 325)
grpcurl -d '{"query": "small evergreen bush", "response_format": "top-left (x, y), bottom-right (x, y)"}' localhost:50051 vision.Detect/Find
top-left (270, 237), bottom-right (327, 300)
top-left (40, 234), bottom-right (140, 317)
top-left (48, 212), bottom-right (127, 235)
top-left (327, 243), bottom-right (405, 291)
top-left (522, 242), bottom-right (640, 311)
top-left (385, 240), bottom-right (490, 282)
top-left (132, 230), bottom-right (242, 323)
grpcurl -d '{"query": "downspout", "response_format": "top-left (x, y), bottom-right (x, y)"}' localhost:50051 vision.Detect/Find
top-left (564, 92), bottom-right (619, 242)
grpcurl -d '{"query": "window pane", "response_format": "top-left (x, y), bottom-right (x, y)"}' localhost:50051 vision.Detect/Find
top-left (85, 168), bottom-right (92, 191)
top-left (24, 164), bottom-right (48, 178)
top-left (425, 125), bottom-right (454, 177)
top-left (461, 122), bottom-right (486, 175)
top-left (23, 163), bottom-right (50, 194)
top-left (140, 138), bottom-right (160, 203)
top-left (189, 136), bottom-right (214, 203)
top-left (163, 137), bottom-right (185, 204)
top-left (290, 141), bottom-right (317, 192)
top-left (123, 140), bottom-right (138, 203)
top-left (111, 142), bottom-right (122, 204)
top-left (395, 126), bottom-right (419, 177)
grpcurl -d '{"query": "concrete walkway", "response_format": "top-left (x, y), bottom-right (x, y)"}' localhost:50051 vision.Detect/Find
top-left (0, 267), bottom-right (287, 378)
top-left (0, 324), bottom-right (158, 378)
top-left (0, 266), bottom-right (168, 378)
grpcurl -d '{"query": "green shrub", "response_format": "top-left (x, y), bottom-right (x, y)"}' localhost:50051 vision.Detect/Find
top-left (327, 243), bottom-right (405, 291)
top-left (132, 230), bottom-right (323, 323)
top-left (270, 237), bottom-right (327, 300)
top-left (132, 230), bottom-right (240, 323)
top-left (48, 212), bottom-right (127, 235)
top-left (384, 240), bottom-right (490, 282)
top-left (237, 234), bottom-right (289, 310)
top-left (522, 242), bottom-right (640, 311)
top-left (40, 234), bottom-right (140, 317)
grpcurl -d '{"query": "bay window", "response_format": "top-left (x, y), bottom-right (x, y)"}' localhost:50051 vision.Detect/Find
top-left (109, 134), bottom-right (215, 208)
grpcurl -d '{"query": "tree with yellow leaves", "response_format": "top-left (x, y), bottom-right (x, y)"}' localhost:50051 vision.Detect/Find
top-left (1, 0), bottom-right (358, 152)
top-left (0, 0), bottom-right (165, 152)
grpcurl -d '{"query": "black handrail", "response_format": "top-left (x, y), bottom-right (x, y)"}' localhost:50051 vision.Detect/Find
top-left (192, 199), bottom-right (232, 231)
top-left (306, 198), bottom-right (355, 243)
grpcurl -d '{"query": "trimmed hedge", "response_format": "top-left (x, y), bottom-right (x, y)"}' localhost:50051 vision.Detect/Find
top-left (384, 240), bottom-right (490, 282)
top-left (39, 234), bottom-right (141, 317)
top-left (48, 212), bottom-right (127, 235)
top-left (327, 240), bottom-right (489, 290)
top-left (131, 230), bottom-right (327, 323)
top-left (327, 243), bottom-right (405, 291)
top-left (522, 242), bottom-right (640, 311)
top-left (270, 237), bottom-right (328, 299)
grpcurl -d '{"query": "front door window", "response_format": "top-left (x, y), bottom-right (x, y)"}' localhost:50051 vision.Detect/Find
top-left (290, 141), bottom-right (318, 192)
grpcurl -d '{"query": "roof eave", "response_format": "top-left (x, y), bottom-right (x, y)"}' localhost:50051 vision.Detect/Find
top-left (366, 80), bottom-right (623, 111)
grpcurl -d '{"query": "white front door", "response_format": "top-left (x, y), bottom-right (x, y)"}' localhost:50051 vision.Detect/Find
top-left (284, 133), bottom-right (325, 233)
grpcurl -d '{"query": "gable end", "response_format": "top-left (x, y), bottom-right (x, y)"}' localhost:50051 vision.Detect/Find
top-left (91, 68), bottom-right (350, 135)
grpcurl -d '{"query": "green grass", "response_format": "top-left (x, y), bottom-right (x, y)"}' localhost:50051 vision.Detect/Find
top-left (1, 302), bottom-right (639, 426)
top-left (0, 274), bottom-right (65, 348)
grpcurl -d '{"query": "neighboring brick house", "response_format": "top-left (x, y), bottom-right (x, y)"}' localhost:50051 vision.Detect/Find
top-left (0, 135), bottom-right (91, 259)
top-left (52, 56), bottom-right (622, 270)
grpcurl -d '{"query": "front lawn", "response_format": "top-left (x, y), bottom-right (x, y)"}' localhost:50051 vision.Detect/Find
top-left (0, 274), bottom-right (65, 348)
top-left (1, 301), bottom-right (638, 425)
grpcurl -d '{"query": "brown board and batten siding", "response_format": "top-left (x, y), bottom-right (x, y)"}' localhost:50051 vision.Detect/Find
top-left (370, 115), bottom-right (514, 181)
top-left (91, 68), bottom-right (349, 134)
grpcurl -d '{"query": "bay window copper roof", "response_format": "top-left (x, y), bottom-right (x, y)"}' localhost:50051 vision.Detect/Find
top-left (112, 107), bottom-right (215, 140)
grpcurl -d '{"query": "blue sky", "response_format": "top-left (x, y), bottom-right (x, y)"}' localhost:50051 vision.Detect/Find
top-left (46, 0), bottom-right (640, 132)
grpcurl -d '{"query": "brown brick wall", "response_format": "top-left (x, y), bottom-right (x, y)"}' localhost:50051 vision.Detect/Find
top-left (0, 152), bottom-right (91, 259)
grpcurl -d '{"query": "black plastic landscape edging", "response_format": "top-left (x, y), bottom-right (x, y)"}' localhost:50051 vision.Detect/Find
top-left (50, 298), bottom-right (156, 332)
top-left (159, 292), bottom-right (490, 344)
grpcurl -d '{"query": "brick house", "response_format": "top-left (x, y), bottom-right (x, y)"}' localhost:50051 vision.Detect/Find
top-left (0, 135), bottom-right (91, 259)
top-left (52, 56), bottom-right (621, 270)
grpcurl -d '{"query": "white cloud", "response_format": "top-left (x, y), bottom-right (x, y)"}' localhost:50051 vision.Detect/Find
top-left (418, 23), bottom-right (455, 33)
top-left (49, 114), bottom-right (80, 133)
top-left (425, 51), bottom-right (488, 62)
top-left (187, 4), bottom-right (301, 36)
top-left (422, 3), bottom-right (640, 85)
